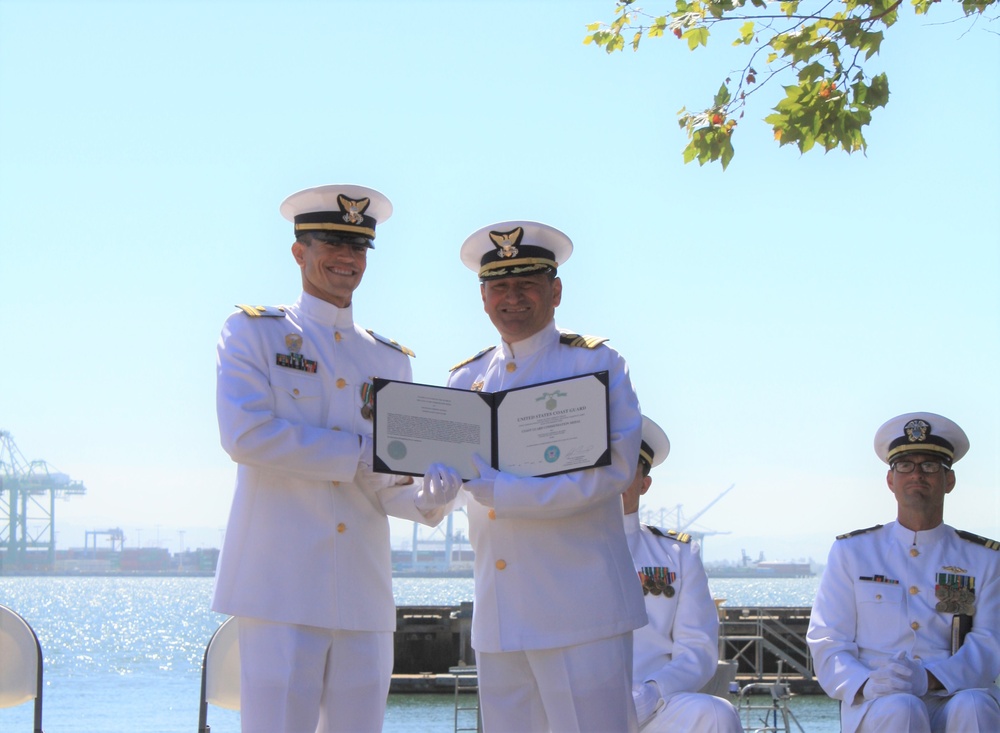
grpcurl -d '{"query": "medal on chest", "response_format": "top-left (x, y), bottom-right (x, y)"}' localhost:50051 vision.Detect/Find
top-left (276, 333), bottom-right (317, 373)
top-left (638, 566), bottom-right (676, 597)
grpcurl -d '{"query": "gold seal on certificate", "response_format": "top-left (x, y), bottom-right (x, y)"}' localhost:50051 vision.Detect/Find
top-left (371, 372), bottom-right (611, 480)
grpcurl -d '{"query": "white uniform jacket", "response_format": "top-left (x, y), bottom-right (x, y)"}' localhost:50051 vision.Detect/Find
top-left (807, 520), bottom-right (1000, 733)
top-left (447, 321), bottom-right (647, 653)
top-left (213, 292), bottom-right (442, 631)
top-left (626, 513), bottom-right (720, 698)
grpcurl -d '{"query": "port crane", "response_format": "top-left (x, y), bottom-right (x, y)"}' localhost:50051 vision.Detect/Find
top-left (1, 430), bottom-right (87, 570)
top-left (85, 527), bottom-right (126, 554)
top-left (640, 483), bottom-right (736, 543)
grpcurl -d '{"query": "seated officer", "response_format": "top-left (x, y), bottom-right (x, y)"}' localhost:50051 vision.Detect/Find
top-left (625, 415), bottom-right (742, 732)
top-left (807, 412), bottom-right (1000, 733)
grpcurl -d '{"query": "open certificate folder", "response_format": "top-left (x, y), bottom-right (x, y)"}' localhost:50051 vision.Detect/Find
top-left (372, 372), bottom-right (611, 480)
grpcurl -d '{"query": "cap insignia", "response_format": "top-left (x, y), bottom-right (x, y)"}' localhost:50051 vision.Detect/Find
top-left (904, 419), bottom-right (930, 444)
top-left (489, 227), bottom-right (523, 259)
top-left (338, 195), bottom-right (370, 225)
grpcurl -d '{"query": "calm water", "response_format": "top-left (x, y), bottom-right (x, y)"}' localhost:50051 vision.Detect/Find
top-left (0, 576), bottom-right (838, 732)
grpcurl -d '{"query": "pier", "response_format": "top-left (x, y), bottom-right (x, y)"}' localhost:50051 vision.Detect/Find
top-left (389, 604), bottom-right (821, 694)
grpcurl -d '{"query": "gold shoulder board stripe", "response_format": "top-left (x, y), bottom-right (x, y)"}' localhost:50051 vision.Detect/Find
top-left (367, 329), bottom-right (415, 357)
top-left (836, 524), bottom-right (883, 541)
top-left (559, 332), bottom-right (608, 349)
top-left (236, 304), bottom-right (286, 318)
top-left (449, 346), bottom-right (496, 372)
top-left (956, 529), bottom-right (1000, 551)
top-left (645, 525), bottom-right (690, 543)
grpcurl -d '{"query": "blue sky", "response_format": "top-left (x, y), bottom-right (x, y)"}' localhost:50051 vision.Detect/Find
top-left (1, 0), bottom-right (997, 565)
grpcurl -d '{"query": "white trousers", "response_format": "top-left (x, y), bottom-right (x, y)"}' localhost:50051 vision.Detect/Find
top-left (855, 689), bottom-right (1000, 733)
top-left (237, 617), bottom-right (393, 733)
top-left (640, 692), bottom-right (743, 733)
top-left (477, 632), bottom-right (637, 733)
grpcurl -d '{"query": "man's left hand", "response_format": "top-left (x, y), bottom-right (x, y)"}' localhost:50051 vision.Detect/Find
top-left (463, 454), bottom-right (498, 508)
top-left (894, 652), bottom-right (929, 697)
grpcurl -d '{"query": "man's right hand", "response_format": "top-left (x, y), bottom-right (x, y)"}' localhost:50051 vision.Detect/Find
top-left (415, 463), bottom-right (463, 512)
top-left (632, 681), bottom-right (663, 727)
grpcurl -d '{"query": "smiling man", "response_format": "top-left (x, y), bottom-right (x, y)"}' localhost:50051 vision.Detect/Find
top-left (212, 184), bottom-right (460, 733)
top-left (445, 220), bottom-right (647, 732)
top-left (807, 412), bottom-right (1000, 733)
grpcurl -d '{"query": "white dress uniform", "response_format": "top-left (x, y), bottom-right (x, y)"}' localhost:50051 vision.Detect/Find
top-left (808, 520), bottom-right (1000, 733)
top-left (448, 320), bottom-right (648, 731)
top-left (213, 292), bottom-right (444, 731)
top-left (626, 513), bottom-right (742, 733)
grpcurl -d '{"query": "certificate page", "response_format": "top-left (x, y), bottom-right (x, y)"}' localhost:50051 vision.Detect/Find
top-left (372, 372), bottom-right (610, 480)
top-left (372, 380), bottom-right (492, 480)
top-left (494, 372), bottom-right (610, 477)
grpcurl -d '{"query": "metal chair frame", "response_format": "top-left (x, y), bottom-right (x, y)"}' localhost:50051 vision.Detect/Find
top-left (197, 616), bottom-right (240, 733)
top-left (0, 603), bottom-right (43, 733)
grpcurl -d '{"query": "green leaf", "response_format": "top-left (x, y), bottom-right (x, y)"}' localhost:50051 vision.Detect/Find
top-left (713, 82), bottom-right (732, 106)
top-left (737, 20), bottom-right (755, 45)
top-left (686, 26), bottom-right (710, 50)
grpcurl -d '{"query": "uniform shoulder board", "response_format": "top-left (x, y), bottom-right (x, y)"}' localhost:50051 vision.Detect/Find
top-left (449, 346), bottom-right (496, 372)
top-left (645, 525), bottom-right (691, 543)
top-left (235, 304), bottom-right (286, 318)
top-left (955, 529), bottom-right (1000, 551)
top-left (836, 524), bottom-right (883, 541)
top-left (367, 330), bottom-right (415, 357)
top-left (559, 332), bottom-right (609, 349)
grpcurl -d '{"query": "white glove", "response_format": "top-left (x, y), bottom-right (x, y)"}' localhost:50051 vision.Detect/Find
top-left (463, 454), bottom-right (498, 508)
top-left (863, 652), bottom-right (926, 700)
top-left (632, 681), bottom-right (662, 727)
top-left (894, 652), bottom-right (929, 697)
top-left (415, 463), bottom-right (463, 512)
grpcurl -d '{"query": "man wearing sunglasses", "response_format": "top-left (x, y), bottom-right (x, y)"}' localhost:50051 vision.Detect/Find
top-left (807, 412), bottom-right (1000, 733)
top-left (213, 184), bottom-right (460, 733)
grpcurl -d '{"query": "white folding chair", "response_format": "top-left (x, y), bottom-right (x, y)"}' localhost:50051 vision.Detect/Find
top-left (698, 659), bottom-right (738, 697)
top-left (198, 616), bottom-right (241, 733)
top-left (0, 603), bottom-right (44, 732)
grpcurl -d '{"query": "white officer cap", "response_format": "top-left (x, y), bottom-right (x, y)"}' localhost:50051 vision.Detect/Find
top-left (639, 415), bottom-right (670, 473)
top-left (280, 184), bottom-right (392, 248)
top-left (874, 412), bottom-right (970, 466)
top-left (460, 220), bottom-right (573, 281)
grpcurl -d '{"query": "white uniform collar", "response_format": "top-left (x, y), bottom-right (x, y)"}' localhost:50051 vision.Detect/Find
top-left (623, 511), bottom-right (642, 536)
top-left (889, 519), bottom-right (949, 548)
top-left (500, 320), bottom-right (558, 359)
top-left (297, 291), bottom-right (355, 327)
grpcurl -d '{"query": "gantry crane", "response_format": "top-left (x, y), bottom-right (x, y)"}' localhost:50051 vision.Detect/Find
top-left (639, 484), bottom-right (736, 546)
top-left (1, 430), bottom-right (87, 570)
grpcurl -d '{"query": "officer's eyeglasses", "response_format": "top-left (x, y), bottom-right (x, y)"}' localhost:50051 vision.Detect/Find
top-left (891, 460), bottom-right (948, 474)
top-left (305, 232), bottom-right (372, 253)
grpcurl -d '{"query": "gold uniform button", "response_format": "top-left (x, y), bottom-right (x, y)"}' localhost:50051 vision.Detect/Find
top-left (332, 481), bottom-right (341, 487)
top-left (293, 388), bottom-right (300, 396)
top-left (909, 586), bottom-right (919, 595)
top-left (488, 509), bottom-right (496, 520)
top-left (875, 594), bottom-right (882, 600)
top-left (337, 523), bottom-right (346, 533)
top-left (496, 560), bottom-right (507, 570)
top-left (910, 548), bottom-right (920, 557)
top-left (911, 621), bottom-right (920, 631)
top-left (336, 378), bottom-right (347, 389)
top-left (506, 363), bottom-right (516, 373)
top-left (334, 332), bottom-right (342, 342)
